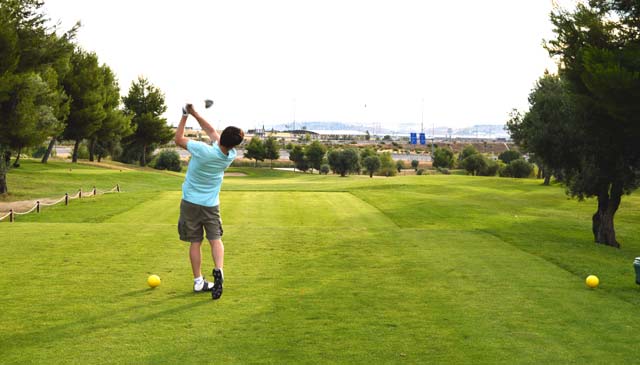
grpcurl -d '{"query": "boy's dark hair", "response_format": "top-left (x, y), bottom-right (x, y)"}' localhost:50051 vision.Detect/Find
top-left (220, 126), bottom-right (244, 148)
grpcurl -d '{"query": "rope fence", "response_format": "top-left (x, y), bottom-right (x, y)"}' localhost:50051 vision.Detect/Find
top-left (0, 184), bottom-right (121, 223)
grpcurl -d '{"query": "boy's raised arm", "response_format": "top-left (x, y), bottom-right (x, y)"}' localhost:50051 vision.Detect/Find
top-left (187, 104), bottom-right (220, 144)
top-left (175, 110), bottom-right (190, 149)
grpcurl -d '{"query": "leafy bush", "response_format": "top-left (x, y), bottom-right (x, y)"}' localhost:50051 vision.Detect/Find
top-left (437, 167), bottom-right (450, 175)
top-left (461, 154), bottom-right (486, 176)
top-left (507, 159), bottom-right (533, 178)
top-left (498, 150), bottom-right (522, 164)
top-left (363, 155), bottom-right (381, 178)
top-left (378, 152), bottom-right (397, 176)
top-left (417, 168), bottom-right (425, 175)
top-left (320, 164), bottom-right (330, 175)
top-left (154, 150), bottom-right (182, 172)
top-left (480, 159), bottom-right (500, 176)
top-left (411, 160), bottom-right (419, 171)
top-left (433, 148), bottom-right (454, 169)
top-left (460, 145), bottom-right (479, 161)
top-left (327, 149), bottom-right (360, 177)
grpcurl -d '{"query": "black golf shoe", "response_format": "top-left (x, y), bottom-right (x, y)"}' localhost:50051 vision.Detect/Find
top-left (212, 268), bottom-right (224, 300)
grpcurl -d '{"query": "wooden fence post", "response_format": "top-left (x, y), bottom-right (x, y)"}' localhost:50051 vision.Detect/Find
top-left (9, 209), bottom-right (13, 223)
top-left (116, 184), bottom-right (120, 192)
top-left (65, 193), bottom-right (69, 205)
top-left (93, 186), bottom-right (96, 196)
top-left (36, 201), bottom-right (40, 213)
top-left (79, 188), bottom-right (82, 199)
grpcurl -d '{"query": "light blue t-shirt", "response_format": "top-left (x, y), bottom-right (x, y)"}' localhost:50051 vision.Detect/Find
top-left (182, 140), bottom-right (236, 207)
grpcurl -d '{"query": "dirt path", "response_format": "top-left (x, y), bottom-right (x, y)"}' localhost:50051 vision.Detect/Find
top-left (0, 196), bottom-right (67, 213)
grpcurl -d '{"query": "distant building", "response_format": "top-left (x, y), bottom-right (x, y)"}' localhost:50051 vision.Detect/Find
top-left (245, 129), bottom-right (319, 143)
top-left (312, 130), bottom-right (367, 141)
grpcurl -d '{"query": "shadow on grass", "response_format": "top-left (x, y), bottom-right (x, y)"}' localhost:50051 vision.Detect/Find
top-left (477, 213), bottom-right (640, 305)
top-left (0, 290), bottom-right (211, 351)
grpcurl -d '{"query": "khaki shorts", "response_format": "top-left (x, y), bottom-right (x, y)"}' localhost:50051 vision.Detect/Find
top-left (178, 200), bottom-right (223, 243)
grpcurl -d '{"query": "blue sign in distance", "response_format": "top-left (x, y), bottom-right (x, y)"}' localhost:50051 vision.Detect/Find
top-left (419, 133), bottom-right (426, 145)
top-left (410, 133), bottom-right (417, 144)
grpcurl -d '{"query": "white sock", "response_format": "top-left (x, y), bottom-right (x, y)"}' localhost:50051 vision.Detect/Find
top-left (194, 276), bottom-right (204, 288)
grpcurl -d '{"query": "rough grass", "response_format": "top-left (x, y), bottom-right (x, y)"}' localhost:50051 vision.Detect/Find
top-left (1, 160), bottom-right (640, 364)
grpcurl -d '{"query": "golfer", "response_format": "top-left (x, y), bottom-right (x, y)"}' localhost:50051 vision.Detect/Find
top-left (174, 103), bottom-right (244, 300)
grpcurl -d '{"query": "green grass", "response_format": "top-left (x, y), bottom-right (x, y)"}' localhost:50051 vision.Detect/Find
top-left (1, 159), bottom-right (184, 202)
top-left (2, 159), bottom-right (640, 363)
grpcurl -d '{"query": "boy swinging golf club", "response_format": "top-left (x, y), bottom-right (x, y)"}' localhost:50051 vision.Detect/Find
top-left (175, 101), bottom-right (244, 300)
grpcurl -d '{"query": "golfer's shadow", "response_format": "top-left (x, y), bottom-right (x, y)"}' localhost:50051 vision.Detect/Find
top-left (119, 289), bottom-right (197, 298)
top-left (118, 288), bottom-right (150, 297)
top-left (2, 290), bottom-right (210, 350)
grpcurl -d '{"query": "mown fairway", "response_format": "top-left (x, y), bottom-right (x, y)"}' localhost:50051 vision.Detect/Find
top-left (2, 160), bottom-right (640, 364)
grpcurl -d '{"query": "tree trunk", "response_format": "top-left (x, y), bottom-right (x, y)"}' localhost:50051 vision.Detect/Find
top-left (543, 174), bottom-right (551, 186)
top-left (97, 153), bottom-right (102, 163)
top-left (12, 146), bottom-right (22, 168)
top-left (88, 138), bottom-right (96, 162)
top-left (537, 164), bottom-right (543, 179)
top-left (592, 182), bottom-right (622, 248)
top-left (0, 170), bottom-right (7, 194)
top-left (72, 139), bottom-right (80, 163)
top-left (369, 172), bottom-right (373, 178)
top-left (41, 138), bottom-right (56, 163)
top-left (0, 148), bottom-right (8, 194)
top-left (140, 144), bottom-right (147, 166)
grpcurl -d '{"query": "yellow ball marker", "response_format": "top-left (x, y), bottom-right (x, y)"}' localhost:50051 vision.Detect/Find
top-left (585, 275), bottom-right (599, 288)
top-left (147, 274), bottom-right (161, 288)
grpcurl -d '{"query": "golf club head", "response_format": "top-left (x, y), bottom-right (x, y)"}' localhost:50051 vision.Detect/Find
top-left (205, 99), bottom-right (214, 109)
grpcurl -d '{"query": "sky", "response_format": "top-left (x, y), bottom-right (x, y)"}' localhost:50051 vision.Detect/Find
top-left (42, 0), bottom-right (568, 131)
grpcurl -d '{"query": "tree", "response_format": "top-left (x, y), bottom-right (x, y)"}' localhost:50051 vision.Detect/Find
top-left (305, 141), bottom-right (326, 173)
top-left (90, 66), bottom-right (132, 162)
top-left (461, 154), bottom-right (487, 176)
top-left (263, 136), bottom-right (279, 168)
top-left (551, 1), bottom-right (640, 246)
top-left (433, 148), bottom-right (454, 169)
top-left (396, 160), bottom-right (405, 173)
top-left (360, 147), bottom-right (376, 161)
top-left (460, 145), bottom-right (478, 161)
top-left (289, 144), bottom-right (306, 171)
top-left (327, 149), bottom-right (360, 177)
top-left (505, 74), bottom-right (575, 186)
top-left (39, 25), bottom-right (77, 164)
top-left (154, 150), bottom-right (182, 172)
top-left (498, 150), bottom-right (522, 165)
top-left (0, 0), bottom-right (75, 192)
top-left (3, 73), bottom-right (59, 167)
top-left (245, 137), bottom-right (265, 167)
top-left (379, 152), bottom-right (396, 176)
top-left (411, 159), bottom-right (419, 171)
top-left (363, 155), bottom-right (381, 178)
top-left (510, 1), bottom-right (640, 247)
top-left (121, 77), bottom-right (173, 166)
top-left (62, 49), bottom-right (107, 162)
top-left (501, 159), bottom-right (533, 178)
top-left (481, 159), bottom-right (501, 177)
